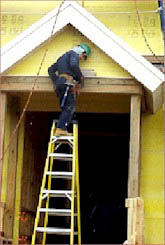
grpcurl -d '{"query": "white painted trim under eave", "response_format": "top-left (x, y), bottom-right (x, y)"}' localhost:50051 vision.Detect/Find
top-left (1, 1), bottom-right (164, 112)
top-left (67, 3), bottom-right (164, 92)
top-left (1, 3), bottom-right (70, 73)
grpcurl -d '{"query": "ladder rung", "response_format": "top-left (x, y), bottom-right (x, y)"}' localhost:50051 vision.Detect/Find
top-left (46, 171), bottom-right (73, 179)
top-left (52, 136), bottom-right (73, 141)
top-left (36, 227), bottom-right (77, 235)
top-left (49, 153), bottom-right (73, 160)
top-left (39, 208), bottom-right (71, 216)
top-left (42, 190), bottom-right (72, 197)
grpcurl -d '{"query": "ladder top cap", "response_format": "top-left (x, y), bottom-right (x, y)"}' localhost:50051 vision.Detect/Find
top-left (52, 136), bottom-right (74, 140)
top-left (53, 119), bottom-right (78, 124)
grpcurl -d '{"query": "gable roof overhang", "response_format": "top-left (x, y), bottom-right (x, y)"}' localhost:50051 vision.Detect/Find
top-left (1, 1), bottom-right (164, 113)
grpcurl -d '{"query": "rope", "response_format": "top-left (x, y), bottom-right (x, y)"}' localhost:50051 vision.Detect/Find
top-left (163, 30), bottom-right (165, 111)
top-left (134, 0), bottom-right (163, 64)
top-left (0, 0), bottom-right (65, 165)
top-left (134, 0), bottom-right (165, 208)
top-left (0, 2), bottom-right (65, 240)
top-left (2, 1), bottom-right (66, 56)
top-left (162, 0), bottom-right (165, 111)
top-left (163, 14), bottom-right (165, 227)
top-left (134, 0), bottom-right (165, 108)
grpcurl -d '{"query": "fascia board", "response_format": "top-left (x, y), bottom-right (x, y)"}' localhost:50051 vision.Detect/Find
top-left (152, 85), bottom-right (163, 113)
top-left (1, 3), bottom-right (71, 73)
top-left (69, 2), bottom-right (164, 92)
top-left (145, 85), bottom-right (162, 113)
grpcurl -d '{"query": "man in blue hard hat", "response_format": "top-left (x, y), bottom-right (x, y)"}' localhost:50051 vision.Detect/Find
top-left (48, 43), bottom-right (91, 136)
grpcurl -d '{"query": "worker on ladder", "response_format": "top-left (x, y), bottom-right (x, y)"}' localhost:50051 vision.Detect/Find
top-left (48, 44), bottom-right (91, 136)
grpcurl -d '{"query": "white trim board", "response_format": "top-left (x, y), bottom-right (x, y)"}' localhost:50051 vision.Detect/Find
top-left (1, 1), bottom-right (164, 113)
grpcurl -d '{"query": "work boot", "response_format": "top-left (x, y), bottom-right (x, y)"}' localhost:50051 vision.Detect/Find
top-left (55, 128), bottom-right (73, 136)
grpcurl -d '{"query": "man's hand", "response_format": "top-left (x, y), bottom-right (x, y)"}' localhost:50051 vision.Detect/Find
top-left (71, 84), bottom-right (81, 95)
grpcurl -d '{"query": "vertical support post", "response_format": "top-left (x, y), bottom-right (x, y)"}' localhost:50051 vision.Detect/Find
top-left (136, 197), bottom-right (144, 245)
top-left (128, 95), bottom-right (141, 198)
top-left (0, 92), bottom-right (7, 243)
top-left (125, 197), bottom-right (144, 245)
top-left (4, 97), bottom-right (20, 239)
top-left (13, 116), bottom-right (25, 245)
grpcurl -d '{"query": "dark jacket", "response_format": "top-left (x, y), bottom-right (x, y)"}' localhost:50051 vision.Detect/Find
top-left (48, 50), bottom-right (83, 84)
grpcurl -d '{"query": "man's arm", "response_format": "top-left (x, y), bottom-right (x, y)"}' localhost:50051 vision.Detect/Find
top-left (48, 62), bottom-right (58, 81)
top-left (69, 53), bottom-right (83, 82)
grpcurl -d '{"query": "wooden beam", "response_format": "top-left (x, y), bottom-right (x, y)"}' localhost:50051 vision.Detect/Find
top-left (0, 92), bottom-right (7, 241)
top-left (125, 198), bottom-right (136, 245)
top-left (82, 84), bottom-right (142, 95)
top-left (0, 93), bottom-right (7, 196)
top-left (128, 95), bottom-right (141, 198)
top-left (144, 55), bottom-right (164, 64)
top-left (4, 97), bottom-right (20, 239)
top-left (13, 116), bottom-right (25, 245)
top-left (0, 101), bottom-right (10, 244)
top-left (0, 76), bottom-right (143, 95)
top-left (20, 93), bottom-right (131, 113)
top-left (125, 197), bottom-right (144, 245)
top-left (1, 76), bottom-right (139, 85)
top-left (136, 198), bottom-right (144, 245)
top-left (1, 102), bottom-right (10, 204)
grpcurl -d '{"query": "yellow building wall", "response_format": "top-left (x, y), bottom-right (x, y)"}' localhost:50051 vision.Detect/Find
top-left (1, 1), bottom-right (165, 243)
top-left (2, 1), bottom-right (163, 55)
top-left (4, 26), bottom-right (132, 78)
top-left (141, 108), bottom-right (165, 244)
top-left (1, 1), bottom-right (163, 77)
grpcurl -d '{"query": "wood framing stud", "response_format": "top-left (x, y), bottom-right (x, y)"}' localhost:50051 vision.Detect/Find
top-left (0, 92), bottom-right (7, 244)
top-left (0, 93), bottom-right (7, 192)
top-left (144, 55), bottom-right (164, 64)
top-left (128, 95), bottom-right (141, 198)
top-left (4, 97), bottom-right (20, 239)
top-left (13, 117), bottom-right (25, 245)
top-left (125, 197), bottom-right (144, 245)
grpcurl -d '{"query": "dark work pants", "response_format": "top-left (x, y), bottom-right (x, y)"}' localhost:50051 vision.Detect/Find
top-left (55, 83), bottom-right (76, 130)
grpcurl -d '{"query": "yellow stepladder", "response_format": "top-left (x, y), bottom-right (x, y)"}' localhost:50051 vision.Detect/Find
top-left (31, 121), bottom-right (81, 245)
top-left (70, 123), bottom-right (81, 245)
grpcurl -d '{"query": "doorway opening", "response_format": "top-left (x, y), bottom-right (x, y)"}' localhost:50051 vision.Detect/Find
top-left (22, 112), bottom-right (129, 244)
top-left (78, 113), bottom-right (129, 244)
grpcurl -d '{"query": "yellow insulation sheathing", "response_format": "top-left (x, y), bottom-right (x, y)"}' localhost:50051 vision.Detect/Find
top-left (1, 1), bottom-right (163, 76)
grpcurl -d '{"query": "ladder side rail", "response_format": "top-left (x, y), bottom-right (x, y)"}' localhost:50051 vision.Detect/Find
top-left (42, 122), bottom-right (56, 245)
top-left (70, 124), bottom-right (76, 245)
top-left (75, 124), bottom-right (81, 245)
top-left (31, 122), bottom-right (55, 245)
top-left (42, 141), bottom-right (55, 245)
top-left (46, 122), bottom-right (56, 156)
top-left (32, 157), bottom-right (50, 245)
